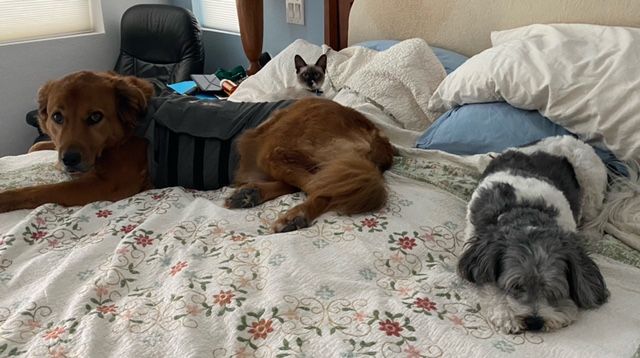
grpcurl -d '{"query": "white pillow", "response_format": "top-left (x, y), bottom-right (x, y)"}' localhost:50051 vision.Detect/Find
top-left (428, 23), bottom-right (640, 161)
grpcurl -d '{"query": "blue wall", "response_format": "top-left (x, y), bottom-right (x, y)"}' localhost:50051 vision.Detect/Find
top-left (173, 0), bottom-right (324, 73)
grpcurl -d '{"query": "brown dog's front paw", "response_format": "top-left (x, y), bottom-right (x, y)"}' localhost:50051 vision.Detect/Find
top-left (225, 187), bottom-right (261, 209)
top-left (272, 213), bottom-right (309, 233)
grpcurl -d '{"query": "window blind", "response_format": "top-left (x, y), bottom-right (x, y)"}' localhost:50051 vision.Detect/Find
top-left (192, 0), bottom-right (240, 34)
top-left (0, 0), bottom-right (96, 44)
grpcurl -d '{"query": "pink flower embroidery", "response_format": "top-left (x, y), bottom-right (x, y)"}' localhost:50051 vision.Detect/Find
top-left (135, 235), bottom-right (154, 247)
top-left (398, 237), bottom-right (417, 250)
top-left (169, 261), bottom-right (188, 276)
top-left (242, 246), bottom-right (256, 255)
top-left (49, 346), bottom-right (67, 358)
top-left (248, 319), bottom-right (274, 340)
top-left (120, 224), bottom-right (137, 234)
top-left (96, 304), bottom-right (117, 314)
top-left (397, 286), bottom-right (412, 297)
top-left (423, 232), bottom-right (435, 242)
top-left (235, 347), bottom-right (249, 358)
top-left (379, 319), bottom-right (403, 337)
top-left (230, 234), bottom-right (246, 242)
top-left (282, 308), bottom-right (299, 321)
top-left (95, 209), bottom-right (112, 218)
top-left (414, 297), bottom-right (437, 311)
top-left (213, 290), bottom-right (235, 306)
top-left (390, 252), bottom-right (404, 263)
top-left (120, 309), bottom-right (134, 321)
top-left (48, 239), bottom-right (60, 248)
top-left (42, 326), bottom-right (65, 340)
top-left (449, 314), bottom-right (464, 326)
top-left (186, 304), bottom-right (201, 316)
top-left (151, 194), bottom-right (164, 200)
top-left (95, 285), bottom-right (109, 297)
top-left (404, 344), bottom-right (421, 358)
top-left (116, 246), bottom-right (130, 255)
top-left (31, 231), bottom-right (47, 241)
top-left (353, 311), bottom-right (367, 322)
top-left (26, 320), bottom-right (41, 330)
top-left (360, 218), bottom-right (379, 228)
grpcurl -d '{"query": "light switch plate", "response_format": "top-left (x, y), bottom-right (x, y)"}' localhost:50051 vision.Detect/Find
top-left (285, 0), bottom-right (304, 25)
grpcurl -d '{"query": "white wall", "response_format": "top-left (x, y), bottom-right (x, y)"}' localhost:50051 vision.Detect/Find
top-left (0, 0), bottom-right (169, 156)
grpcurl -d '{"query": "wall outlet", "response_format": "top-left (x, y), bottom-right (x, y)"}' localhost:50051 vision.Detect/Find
top-left (285, 0), bottom-right (304, 25)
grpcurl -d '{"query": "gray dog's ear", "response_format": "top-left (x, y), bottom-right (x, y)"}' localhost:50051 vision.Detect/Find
top-left (458, 233), bottom-right (504, 284)
top-left (565, 234), bottom-right (609, 308)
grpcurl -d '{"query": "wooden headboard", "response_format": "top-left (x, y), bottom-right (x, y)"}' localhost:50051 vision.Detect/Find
top-left (324, 0), bottom-right (355, 50)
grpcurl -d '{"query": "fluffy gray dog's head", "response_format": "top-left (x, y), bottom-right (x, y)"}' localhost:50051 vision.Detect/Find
top-left (458, 207), bottom-right (609, 332)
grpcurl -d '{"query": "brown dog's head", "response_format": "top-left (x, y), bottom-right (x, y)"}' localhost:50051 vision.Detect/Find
top-left (37, 71), bottom-right (154, 174)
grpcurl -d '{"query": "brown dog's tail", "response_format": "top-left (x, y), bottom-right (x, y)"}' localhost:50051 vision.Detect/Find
top-left (305, 157), bottom-right (388, 215)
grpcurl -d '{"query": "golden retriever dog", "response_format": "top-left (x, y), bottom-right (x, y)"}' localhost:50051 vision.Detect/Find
top-left (0, 71), bottom-right (154, 212)
top-left (0, 71), bottom-right (394, 233)
top-left (225, 98), bottom-right (394, 232)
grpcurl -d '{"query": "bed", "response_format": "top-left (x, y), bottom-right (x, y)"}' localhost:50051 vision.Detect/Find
top-left (2, 1), bottom-right (640, 357)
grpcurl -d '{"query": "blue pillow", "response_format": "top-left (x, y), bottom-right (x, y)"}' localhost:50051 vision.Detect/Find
top-left (430, 47), bottom-right (468, 74)
top-left (353, 40), bottom-right (400, 52)
top-left (416, 102), bottom-right (627, 176)
top-left (353, 40), bottom-right (468, 74)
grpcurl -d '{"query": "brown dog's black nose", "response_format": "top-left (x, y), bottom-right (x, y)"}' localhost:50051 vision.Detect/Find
top-left (524, 316), bottom-right (544, 331)
top-left (62, 151), bottom-right (82, 167)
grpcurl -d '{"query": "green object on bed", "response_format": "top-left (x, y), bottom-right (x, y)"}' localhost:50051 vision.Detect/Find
top-left (214, 65), bottom-right (247, 83)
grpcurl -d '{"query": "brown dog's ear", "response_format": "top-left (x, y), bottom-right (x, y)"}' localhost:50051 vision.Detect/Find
top-left (36, 80), bottom-right (55, 134)
top-left (37, 80), bottom-right (54, 120)
top-left (115, 76), bottom-right (154, 129)
top-left (124, 76), bottom-right (155, 100)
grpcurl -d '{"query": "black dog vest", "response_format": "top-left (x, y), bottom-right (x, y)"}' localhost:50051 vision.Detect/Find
top-left (137, 94), bottom-right (294, 190)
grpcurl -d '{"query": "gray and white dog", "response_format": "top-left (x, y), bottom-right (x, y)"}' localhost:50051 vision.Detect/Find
top-left (458, 135), bottom-right (609, 334)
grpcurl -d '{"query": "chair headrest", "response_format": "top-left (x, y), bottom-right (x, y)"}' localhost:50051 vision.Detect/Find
top-left (120, 4), bottom-right (203, 64)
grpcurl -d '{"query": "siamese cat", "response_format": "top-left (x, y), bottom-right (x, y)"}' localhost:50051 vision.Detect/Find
top-left (263, 54), bottom-right (328, 100)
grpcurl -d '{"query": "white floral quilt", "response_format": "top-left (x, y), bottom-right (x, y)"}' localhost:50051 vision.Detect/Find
top-left (1, 150), bottom-right (640, 358)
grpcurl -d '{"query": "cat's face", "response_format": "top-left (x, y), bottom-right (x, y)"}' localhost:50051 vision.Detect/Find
top-left (295, 54), bottom-right (326, 91)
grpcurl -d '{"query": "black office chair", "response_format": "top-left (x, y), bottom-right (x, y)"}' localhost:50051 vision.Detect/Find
top-left (26, 4), bottom-right (205, 144)
top-left (114, 4), bottom-right (204, 83)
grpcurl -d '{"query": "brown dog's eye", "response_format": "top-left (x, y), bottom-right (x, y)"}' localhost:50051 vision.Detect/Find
top-left (51, 112), bottom-right (64, 124)
top-left (87, 112), bottom-right (103, 125)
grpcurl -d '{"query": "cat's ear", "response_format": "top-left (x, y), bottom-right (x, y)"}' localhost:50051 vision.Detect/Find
top-left (315, 54), bottom-right (327, 72)
top-left (294, 55), bottom-right (307, 73)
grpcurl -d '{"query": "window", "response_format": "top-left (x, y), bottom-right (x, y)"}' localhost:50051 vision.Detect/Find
top-left (192, 0), bottom-right (240, 35)
top-left (0, 0), bottom-right (102, 45)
